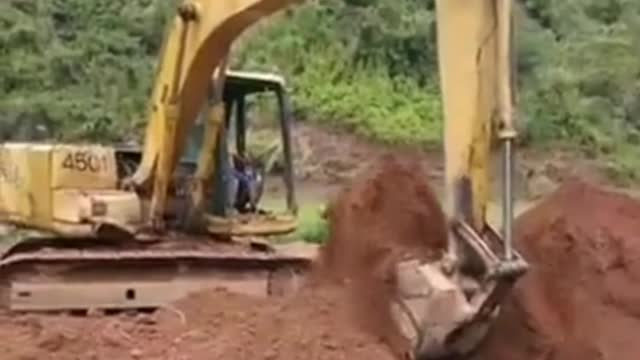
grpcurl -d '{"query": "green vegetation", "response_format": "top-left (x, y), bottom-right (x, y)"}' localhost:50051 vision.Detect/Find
top-left (293, 206), bottom-right (329, 244)
top-left (235, 0), bottom-right (443, 147)
top-left (1, 0), bottom-right (640, 178)
top-left (0, 0), bottom-right (172, 142)
top-left (514, 0), bottom-right (640, 181)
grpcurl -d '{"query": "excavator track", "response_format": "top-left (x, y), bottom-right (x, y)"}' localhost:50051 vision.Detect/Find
top-left (0, 236), bottom-right (315, 313)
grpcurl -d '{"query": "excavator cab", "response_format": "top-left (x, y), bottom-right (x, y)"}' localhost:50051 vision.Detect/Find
top-left (117, 70), bottom-right (298, 238)
top-left (190, 71), bottom-right (296, 218)
top-left (180, 70), bottom-right (299, 237)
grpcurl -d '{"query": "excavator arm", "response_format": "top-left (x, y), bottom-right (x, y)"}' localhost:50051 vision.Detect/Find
top-left (391, 1), bottom-right (528, 359)
top-left (438, 0), bottom-right (517, 249)
top-left (438, 0), bottom-right (526, 275)
top-left (126, 0), bottom-right (301, 230)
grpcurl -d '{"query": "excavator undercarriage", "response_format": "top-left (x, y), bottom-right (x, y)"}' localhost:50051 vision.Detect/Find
top-left (0, 232), bottom-right (313, 312)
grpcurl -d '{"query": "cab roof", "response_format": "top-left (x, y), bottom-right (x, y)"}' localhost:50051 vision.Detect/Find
top-left (224, 70), bottom-right (286, 95)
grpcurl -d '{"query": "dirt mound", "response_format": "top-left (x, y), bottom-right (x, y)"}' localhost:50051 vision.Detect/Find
top-left (475, 179), bottom-right (640, 360)
top-left (313, 152), bottom-right (449, 358)
top-left (318, 152), bottom-right (448, 276)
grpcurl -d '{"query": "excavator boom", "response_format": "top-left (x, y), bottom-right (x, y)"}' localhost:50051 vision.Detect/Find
top-left (438, 0), bottom-right (518, 249)
top-left (128, 0), bottom-right (301, 229)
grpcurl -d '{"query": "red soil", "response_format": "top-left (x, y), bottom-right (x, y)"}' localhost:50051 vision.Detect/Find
top-left (475, 180), bottom-right (640, 360)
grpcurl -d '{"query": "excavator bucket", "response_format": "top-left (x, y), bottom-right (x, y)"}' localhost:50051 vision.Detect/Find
top-left (391, 222), bottom-right (527, 359)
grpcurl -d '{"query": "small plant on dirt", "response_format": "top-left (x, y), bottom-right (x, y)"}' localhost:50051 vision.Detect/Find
top-left (294, 206), bottom-right (329, 244)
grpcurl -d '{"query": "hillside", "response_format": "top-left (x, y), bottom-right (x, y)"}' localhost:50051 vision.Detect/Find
top-left (1, 0), bottom-right (640, 179)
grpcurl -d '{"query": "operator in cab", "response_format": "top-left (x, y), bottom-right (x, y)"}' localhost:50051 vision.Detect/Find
top-left (228, 153), bottom-right (265, 214)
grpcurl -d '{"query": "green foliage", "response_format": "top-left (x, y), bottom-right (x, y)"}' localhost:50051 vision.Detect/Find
top-left (292, 65), bottom-right (442, 146)
top-left (2, 0), bottom-right (640, 178)
top-left (0, 0), bottom-right (172, 142)
top-left (233, 0), bottom-right (442, 147)
top-left (515, 0), bottom-right (640, 178)
top-left (293, 206), bottom-right (329, 244)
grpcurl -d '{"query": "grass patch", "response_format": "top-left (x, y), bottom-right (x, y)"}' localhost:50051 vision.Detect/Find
top-left (292, 205), bottom-right (329, 244)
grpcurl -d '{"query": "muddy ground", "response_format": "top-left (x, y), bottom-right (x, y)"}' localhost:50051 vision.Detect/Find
top-left (1, 126), bottom-right (640, 360)
top-left (0, 287), bottom-right (394, 360)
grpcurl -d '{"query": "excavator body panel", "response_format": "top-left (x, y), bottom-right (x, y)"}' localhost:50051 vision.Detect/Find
top-left (0, 143), bottom-right (141, 237)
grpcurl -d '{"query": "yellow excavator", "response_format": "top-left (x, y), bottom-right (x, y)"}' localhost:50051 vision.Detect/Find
top-left (0, 0), bottom-right (527, 359)
top-left (0, 1), bottom-right (312, 313)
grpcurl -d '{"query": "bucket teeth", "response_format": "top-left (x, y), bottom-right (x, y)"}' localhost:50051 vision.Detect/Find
top-left (401, 220), bottom-right (529, 359)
